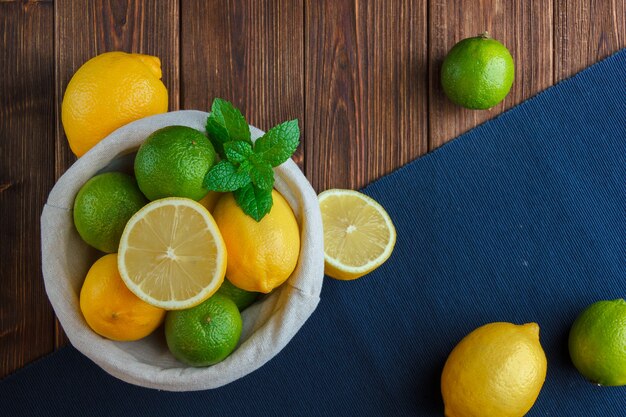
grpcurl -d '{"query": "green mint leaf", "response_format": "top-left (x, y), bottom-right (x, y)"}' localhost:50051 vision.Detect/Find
top-left (237, 159), bottom-right (253, 175)
top-left (205, 98), bottom-right (251, 157)
top-left (203, 160), bottom-right (250, 192)
top-left (224, 141), bottom-right (253, 163)
top-left (248, 154), bottom-right (275, 190)
top-left (210, 98), bottom-right (251, 143)
top-left (205, 118), bottom-right (230, 158)
top-left (234, 183), bottom-right (273, 221)
top-left (253, 119), bottom-right (300, 167)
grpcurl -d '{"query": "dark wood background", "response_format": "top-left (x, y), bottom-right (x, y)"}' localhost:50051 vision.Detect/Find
top-left (1, 0), bottom-right (624, 378)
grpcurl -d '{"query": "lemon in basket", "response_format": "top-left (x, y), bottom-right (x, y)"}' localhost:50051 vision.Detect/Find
top-left (212, 190), bottom-right (300, 293)
top-left (318, 189), bottom-right (396, 280)
top-left (80, 254), bottom-right (165, 341)
top-left (118, 198), bottom-right (227, 310)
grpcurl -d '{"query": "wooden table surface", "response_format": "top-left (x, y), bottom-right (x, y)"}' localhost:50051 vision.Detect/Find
top-left (1, 0), bottom-right (624, 379)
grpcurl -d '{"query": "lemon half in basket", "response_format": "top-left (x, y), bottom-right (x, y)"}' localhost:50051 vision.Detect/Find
top-left (318, 189), bottom-right (396, 280)
top-left (118, 198), bottom-right (227, 310)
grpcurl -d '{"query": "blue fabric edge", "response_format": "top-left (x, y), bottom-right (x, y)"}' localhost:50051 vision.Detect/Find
top-left (361, 47), bottom-right (626, 194)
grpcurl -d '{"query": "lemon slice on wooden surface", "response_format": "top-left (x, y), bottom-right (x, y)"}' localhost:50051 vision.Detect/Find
top-left (318, 189), bottom-right (396, 280)
top-left (118, 198), bottom-right (227, 310)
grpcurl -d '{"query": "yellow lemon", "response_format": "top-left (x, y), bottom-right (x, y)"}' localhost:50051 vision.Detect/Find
top-left (198, 191), bottom-right (223, 212)
top-left (318, 189), bottom-right (396, 280)
top-left (212, 190), bottom-right (300, 293)
top-left (441, 322), bottom-right (547, 417)
top-left (79, 254), bottom-right (165, 341)
top-left (118, 198), bottom-right (227, 310)
top-left (61, 51), bottom-right (168, 157)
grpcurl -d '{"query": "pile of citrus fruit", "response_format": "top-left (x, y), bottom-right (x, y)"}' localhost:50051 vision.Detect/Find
top-left (63, 51), bottom-right (399, 368)
top-left (71, 121), bottom-right (302, 365)
top-left (63, 50), bottom-right (625, 415)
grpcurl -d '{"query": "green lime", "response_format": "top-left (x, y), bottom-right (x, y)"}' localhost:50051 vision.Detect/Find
top-left (73, 172), bottom-right (147, 253)
top-left (165, 293), bottom-right (242, 367)
top-left (441, 32), bottom-right (514, 110)
top-left (134, 125), bottom-right (216, 201)
top-left (217, 278), bottom-right (260, 311)
top-left (569, 299), bottom-right (626, 386)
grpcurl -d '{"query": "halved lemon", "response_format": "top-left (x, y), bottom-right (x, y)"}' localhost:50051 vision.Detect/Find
top-left (318, 189), bottom-right (396, 280)
top-left (118, 198), bottom-right (227, 310)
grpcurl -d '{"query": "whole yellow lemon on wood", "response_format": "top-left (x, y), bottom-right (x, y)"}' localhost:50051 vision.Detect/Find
top-left (62, 51), bottom-right (168, 157)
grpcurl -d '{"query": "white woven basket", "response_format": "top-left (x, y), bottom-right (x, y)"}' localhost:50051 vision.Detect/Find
top-left (41, 110), bottom-right (324, 391)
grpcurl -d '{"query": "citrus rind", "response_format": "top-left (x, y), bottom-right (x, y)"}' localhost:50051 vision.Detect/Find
top-left (318, 189), bottom-right (396, 280)
top-left (118, 197), bottom-right (227, 310)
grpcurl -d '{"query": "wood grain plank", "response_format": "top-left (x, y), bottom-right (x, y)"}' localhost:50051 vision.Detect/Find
top-left (429, 0), bottom-right (554, 150)
top-left (54, 0), bottom-right (180, 347)
top-left (181, 0), bottom-right (304, 168)
top-left (305, 0), bottom-right (428, 191)
top-left (555, 0), bottom-right (625, 81)
top-left (0, 1), bottom-right (56, 378)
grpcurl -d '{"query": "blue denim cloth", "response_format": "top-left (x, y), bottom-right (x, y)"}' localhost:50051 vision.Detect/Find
top-left (3, 49), bottom-right (625, 416)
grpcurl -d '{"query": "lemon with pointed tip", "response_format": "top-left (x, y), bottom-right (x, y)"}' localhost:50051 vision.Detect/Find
top-left (62, 51), bottom-right (168, 156)
top-left (212, 190), bottom-right (300, 293)
top-left (441, 322), bottom-right (547, 417)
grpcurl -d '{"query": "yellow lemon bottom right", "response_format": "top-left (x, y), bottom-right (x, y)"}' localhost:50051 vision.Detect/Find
top-left (441, 322), bottom-right (547, 417)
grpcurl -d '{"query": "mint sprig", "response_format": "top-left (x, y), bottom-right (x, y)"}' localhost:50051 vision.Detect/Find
top-left (203, 160), bottom-right (250, 192)
top-left (223, 141), bottom-right (253, 163)
top-left (254, 120), bottom-right (300, 167)
top-left (233, 183), bottom-right (274, 222)
top-left (248, 154), bottom-right (274, 190)
top-left (203, 98), bottom-right (300, 221)
top-left (206, 98), bottom-right (252, 157)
